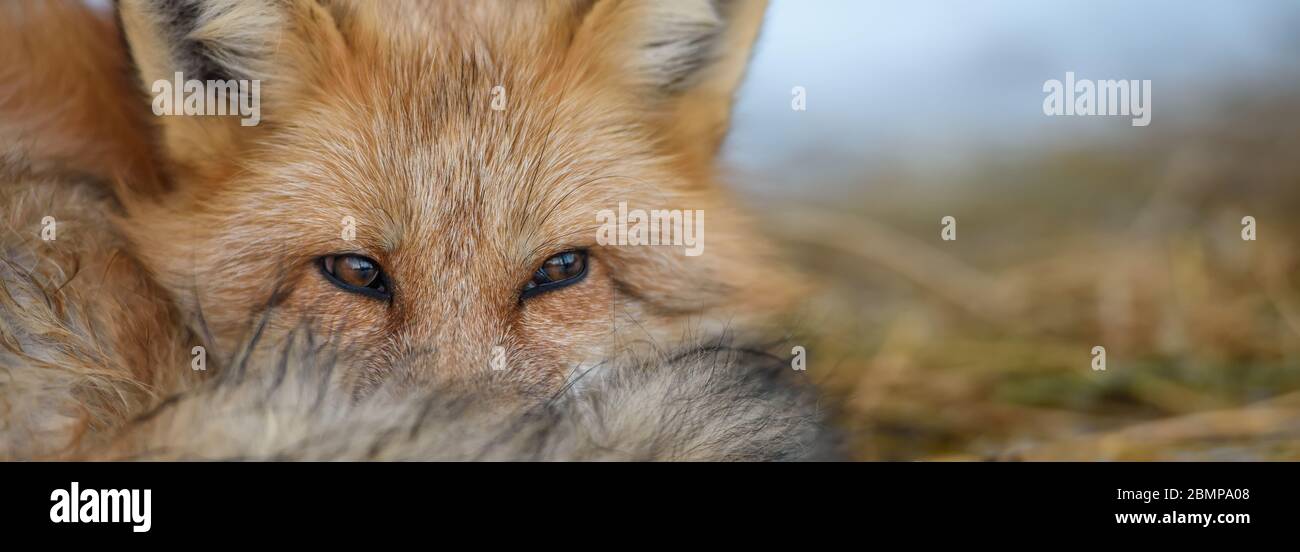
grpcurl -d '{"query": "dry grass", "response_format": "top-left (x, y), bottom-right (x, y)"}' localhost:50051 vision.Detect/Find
top-left (757, 92), bottom-right (1300, 460)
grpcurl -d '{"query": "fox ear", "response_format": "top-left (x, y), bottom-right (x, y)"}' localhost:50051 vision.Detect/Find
top-left (576, 0), bottom-right (768, 157)
top-left (117, 0), bottom-right (345, 173)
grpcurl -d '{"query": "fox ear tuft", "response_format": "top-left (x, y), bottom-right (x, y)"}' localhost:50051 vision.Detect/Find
top-left (578, 0), bottom-right (769, 154)
top-left (117, 0), bottom-right (345, 177)
top-left (626, 1), bottom-right (729, 93)
top-left (118, 0), bottom-right (290, 85)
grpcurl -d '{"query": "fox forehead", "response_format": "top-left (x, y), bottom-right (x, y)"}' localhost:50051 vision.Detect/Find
top-left (335, 0), bottom-right (593, 39)
top-left (236, 49), bottom-right (675, 267)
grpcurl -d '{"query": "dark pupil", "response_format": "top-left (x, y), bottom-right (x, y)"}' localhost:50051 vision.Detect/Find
top-left (538, 252), bottom-right (582, 283)
top-left (338, 256), bottom-right (378, 287)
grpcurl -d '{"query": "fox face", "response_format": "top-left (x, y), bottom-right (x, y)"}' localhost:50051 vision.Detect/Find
top-left (116, 0), bottom-right (790, 400)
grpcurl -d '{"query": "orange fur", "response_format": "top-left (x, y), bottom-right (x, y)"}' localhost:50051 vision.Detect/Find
top-left (2, 1), bottom-right (807, 457)
top-left (0, 1), bottom-right (196, 458)
top-left (116, 0), bottom-right (792, 400)
top-left (0, 0), bottom-right (162, 194)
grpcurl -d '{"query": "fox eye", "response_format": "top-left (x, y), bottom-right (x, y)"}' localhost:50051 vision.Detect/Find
top-left (320, 254), bottom-right (390, 299)
top-left (521, 250), bottom-right (588, 300)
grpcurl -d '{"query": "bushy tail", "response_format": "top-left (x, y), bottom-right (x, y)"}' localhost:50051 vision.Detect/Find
top-left (94, 338), bottom-right (841, 461)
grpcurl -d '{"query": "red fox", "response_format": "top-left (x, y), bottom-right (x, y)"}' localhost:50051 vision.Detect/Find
top-left (0, 0), bottom-right (837, 460)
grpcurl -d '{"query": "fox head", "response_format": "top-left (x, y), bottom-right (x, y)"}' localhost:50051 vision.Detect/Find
top-left (115, 0), bottom-right (792, 400)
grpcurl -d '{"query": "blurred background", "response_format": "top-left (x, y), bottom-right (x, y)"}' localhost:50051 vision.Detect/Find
top-left (724, 0), bottom-right (1300, 459)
